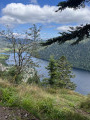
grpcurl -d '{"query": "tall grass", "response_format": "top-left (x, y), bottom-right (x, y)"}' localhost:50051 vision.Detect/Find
top-left (80, 95), bottom-right (90, 113)
top-left (0, 79), bottom-right (90, 120)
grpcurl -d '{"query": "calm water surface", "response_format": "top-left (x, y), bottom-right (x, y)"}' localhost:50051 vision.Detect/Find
top-left (6, 53), bottom-right (90, 95)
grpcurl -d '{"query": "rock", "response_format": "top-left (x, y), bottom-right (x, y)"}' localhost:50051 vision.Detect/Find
top-left (5, 116), bottom-right (8, 119)
top-left (0, 63), bottom-right (6, 71)
top-left (23, 67), bottom-right (35, 82)
top-left (3, 107), bottom-right (6, 110)
top-left (24, 113), bottom-right (28, 117)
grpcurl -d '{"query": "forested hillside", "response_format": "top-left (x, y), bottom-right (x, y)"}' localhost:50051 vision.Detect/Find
top-left (0, 36), bottom-right (11, 53)
top-left (39, 39), bottom-right (90, 71)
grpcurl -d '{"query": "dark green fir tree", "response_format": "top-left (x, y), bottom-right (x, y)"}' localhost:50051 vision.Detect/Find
top-left (45, 55), bottom-right (57, 86)
top-left (56, 56), bottom-right (76, 90)
top-left (43, 55), bottom-right (76, 90)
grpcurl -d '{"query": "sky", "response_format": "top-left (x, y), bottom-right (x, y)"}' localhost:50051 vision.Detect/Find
top-left (0, 0), bottom-right (90, 40)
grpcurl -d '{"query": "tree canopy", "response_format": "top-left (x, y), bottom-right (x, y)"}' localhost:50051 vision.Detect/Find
top-left (57, 0), bottom-right (90, 11)
top-left (41, 0), bottom-right (90, 46)
top-left (42, 56), bottom-right (75, 90)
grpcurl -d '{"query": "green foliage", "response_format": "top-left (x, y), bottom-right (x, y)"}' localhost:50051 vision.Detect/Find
top-left (29, 24), bottom-right (41, 58)
top-left (0, 36), bottom-right (10, 50)
top-left (41, 0), bottom-right (90, 47)
top-left (0, 87), bottom-right (19, 107)
top-left (0, 54), bottom-right (9, 65)
top-left (27, 71), bottom-right (40, 85)
top-left (0, 66), bottom-right (23, 84)
top-left (0, 80), bottom-right (89, 120)
top-left (45, 56), bottom-right (57, 86)
top-left (57, 0), bottom-right (88, 10)
top-left (7, 66), bottom-right (23, 84)
top-left (0, 71), bottom-right (4, 77)
top-left (20, 96), bottom-right (39, 118)
top-left (43, 55), bottom-right (76, 90)
top-left (39, 41), bottom-right (90, 71)
top-left (38, 98), bottom-right (54, 114)
top-left (80, 95), bottom-right (90, 112)
top-left (0, 54), bottom-right (9, 60)
top-left (21, 94), bottom-right (89, 120)
top-left (56, 56), bottom-right (76, 90)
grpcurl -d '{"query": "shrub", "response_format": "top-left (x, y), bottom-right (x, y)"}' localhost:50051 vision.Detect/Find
top-left (80, 95), bottom-right (90, 112)
top-left (1, 66), bottom-right (23, 84)
top-left (27, 71), bottom-right (40, 85)
top-left (0, 87), bottom-right (19, 106)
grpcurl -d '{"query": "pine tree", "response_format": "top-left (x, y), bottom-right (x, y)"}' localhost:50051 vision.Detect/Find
top-left (41, 0), bottom-right (90, 46)
top-left (56, 56), bottom-right (76, 90)
top-left (46, 56), bottom-right (57, 86)
top-left (44, 55), bottom-right (76, 90)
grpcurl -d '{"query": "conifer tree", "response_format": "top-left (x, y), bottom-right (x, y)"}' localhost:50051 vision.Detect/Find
top-left (56, 56), bottom-right (76, 90)
top-left (45, 56), bottom-right (57, 86)
top-left (41, 0), bottom-right (90, 46)
top-left (44, 56), bottom-right (76, 90)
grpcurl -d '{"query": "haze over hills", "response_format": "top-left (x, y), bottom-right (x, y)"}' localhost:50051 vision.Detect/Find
top-left (39, 39), bottom-right (90, 71)
top-left (1, 35), bottom-right (90, 72)
top-left (0, 36), bottom-right (8, 48)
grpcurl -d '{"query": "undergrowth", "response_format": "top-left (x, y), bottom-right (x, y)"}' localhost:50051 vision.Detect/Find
top-left (0, 79), bottom-right (90, 120)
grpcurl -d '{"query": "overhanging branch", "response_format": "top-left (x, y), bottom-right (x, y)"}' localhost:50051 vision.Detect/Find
top-left (41, 24), bottom-right (90, 46)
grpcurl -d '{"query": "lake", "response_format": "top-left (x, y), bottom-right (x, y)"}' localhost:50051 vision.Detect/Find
top-left (6, 53), bottom-right (90, 95)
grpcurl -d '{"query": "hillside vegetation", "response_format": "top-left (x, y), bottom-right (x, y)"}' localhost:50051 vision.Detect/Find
top-left (0, 54), bottom-right (9, 65)
top-left (0, 79), bottom-right (90, 120)
top-left (0, 37), bottom-right (11, 53)
top-left (39, 39), bottom-right (90, 71)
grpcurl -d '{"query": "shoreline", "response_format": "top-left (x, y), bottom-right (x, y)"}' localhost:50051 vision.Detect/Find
top-left (35, 56), bottom-right (90, 72)
top-left (1, 52), bottom-right (90, 72)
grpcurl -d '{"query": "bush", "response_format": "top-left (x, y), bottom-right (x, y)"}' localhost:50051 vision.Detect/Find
top-left (80, 95), bottom-right (90, 112)
top-left (0, 71), bottom-right (4, 77)
top-left (7, 66), bottom-right (23, 84)
top-left (38, 98), bottom-right (54, 114)
top-left (0, 87), bottom-right (20, 106)
top-left (27, 71), bottom-right (40, 85)
top-left (0, 66), bottom-right (23, 84)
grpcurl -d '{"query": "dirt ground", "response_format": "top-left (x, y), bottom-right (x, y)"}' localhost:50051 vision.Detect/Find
top-left (0, 106), bottom-right (39, 120)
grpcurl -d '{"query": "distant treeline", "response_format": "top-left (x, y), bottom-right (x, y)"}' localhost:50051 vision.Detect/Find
top-left (39, 39), bottom-right (90, 71)
top-left (0, 37), bottom-right (9, 48)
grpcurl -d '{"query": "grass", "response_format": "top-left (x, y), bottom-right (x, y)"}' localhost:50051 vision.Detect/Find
top-left (0, 48), bottom-right (12, 53)
top-left (0, 54), bottom-right (9, 59)
top-left (0, 79), bottom-right (90, 120)
top-left (80, 95), bottom-right (90, 113)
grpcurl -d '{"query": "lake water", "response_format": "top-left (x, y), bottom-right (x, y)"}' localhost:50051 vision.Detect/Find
top-left (6, 53), bottom-right (90, 95)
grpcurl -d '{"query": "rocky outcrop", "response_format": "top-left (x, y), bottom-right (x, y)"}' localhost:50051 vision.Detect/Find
top-left (23, 67), bottom-right (35, 82)
top-left (0, 63), bottom-right (6, 71)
